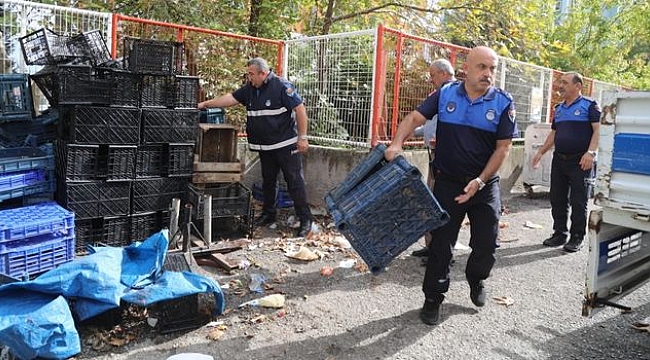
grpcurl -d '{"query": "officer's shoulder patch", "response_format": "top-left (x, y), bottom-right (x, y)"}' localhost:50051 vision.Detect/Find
top-left (285, 83), bottom-right (296, 97)
top-left (508, 107), bottom-right (516, 123)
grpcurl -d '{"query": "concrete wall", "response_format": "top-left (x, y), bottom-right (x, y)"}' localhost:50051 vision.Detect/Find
top-left (239, 144), bottom-right (525, 210)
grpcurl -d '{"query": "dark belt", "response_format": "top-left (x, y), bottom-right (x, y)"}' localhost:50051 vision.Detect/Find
top-left (554, 151), bottom-right (585, 160)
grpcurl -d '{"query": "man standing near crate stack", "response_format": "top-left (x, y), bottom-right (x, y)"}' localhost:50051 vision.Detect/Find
top-left (198, 57), bottom-right (313, 238)
top-left (386, 46), bottom-right (518, 325)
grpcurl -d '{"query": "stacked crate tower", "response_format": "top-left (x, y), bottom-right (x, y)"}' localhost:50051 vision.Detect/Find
top-left (21, 30), bottom-right (198, 256)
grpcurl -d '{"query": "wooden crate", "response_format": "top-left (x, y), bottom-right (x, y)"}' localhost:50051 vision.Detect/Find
top-left (192, 159), bottom-right (244, 184)
top-left (197, 123), bottom-right (238, 163)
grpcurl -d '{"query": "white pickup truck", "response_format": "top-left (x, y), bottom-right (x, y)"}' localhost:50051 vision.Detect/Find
top-left (583, 91), bottom-right (650, 317)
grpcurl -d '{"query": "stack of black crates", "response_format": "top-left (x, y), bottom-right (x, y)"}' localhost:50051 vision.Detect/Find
top-left (21, 29), bottom-right (199, 256)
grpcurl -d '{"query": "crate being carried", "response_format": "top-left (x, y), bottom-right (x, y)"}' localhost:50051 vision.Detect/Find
top-left (0, 202), bottom-right (75, 278)
top-left (324, 144), bottom-right (449, 274)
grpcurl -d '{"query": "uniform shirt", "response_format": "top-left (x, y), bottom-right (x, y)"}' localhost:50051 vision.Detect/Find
top-left (416, 82), bottom-right (518, 178)
top-left (232, 72), bottom-right (303, 151)
top-left (552, 96), bottom-right (600, 154)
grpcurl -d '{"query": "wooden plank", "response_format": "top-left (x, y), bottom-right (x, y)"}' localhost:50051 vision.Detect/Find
top-left (192, 172), bottom-right (243, 183)
top-left (207, 253), bottom-right (238, 271)
top-left (193, 161), bottom-right (242, 172)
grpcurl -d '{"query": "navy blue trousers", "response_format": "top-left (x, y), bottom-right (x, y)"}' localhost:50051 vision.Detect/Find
top-left (550, 152), bottom-right (593, 239)
top-left (422, 177), bottom-right (501, 304)
top-left (258, 145), bottom-right (312, 222)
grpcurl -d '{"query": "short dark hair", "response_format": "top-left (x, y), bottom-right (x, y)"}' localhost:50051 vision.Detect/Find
top-left (566, 71), bottom-right (583, 85)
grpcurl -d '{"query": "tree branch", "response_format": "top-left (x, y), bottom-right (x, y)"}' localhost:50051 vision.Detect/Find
top-left (330, 2), bottom-right (492, 23)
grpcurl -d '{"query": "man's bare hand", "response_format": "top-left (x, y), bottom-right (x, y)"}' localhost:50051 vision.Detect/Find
top-left (385, 145), bottom-right (402, 161)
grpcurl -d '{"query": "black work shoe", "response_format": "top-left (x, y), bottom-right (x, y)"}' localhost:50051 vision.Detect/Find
top-left (469, 280), bottom-right (486, 307)
top-left (411, 248), bottom-right (429, 257)
top-left (563, 236), bottom-right (584, 253)
top-left (254, 213), bottom-right (276, 227)
top-left (420, 257), bottom-right (428, 266)
top-left (543, 233), bottom-right (567, 247)
top-left (297, 219), bottom-right (312, 237)
top-left (420, 300), bottom-right (440, 325)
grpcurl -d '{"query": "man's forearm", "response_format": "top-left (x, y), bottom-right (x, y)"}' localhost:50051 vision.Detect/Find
top-left (479, 142), bottom-right (511, 181)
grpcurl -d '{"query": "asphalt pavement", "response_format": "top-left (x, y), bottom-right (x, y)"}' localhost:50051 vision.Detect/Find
top-left (78, 188), bottom-right (650, 360)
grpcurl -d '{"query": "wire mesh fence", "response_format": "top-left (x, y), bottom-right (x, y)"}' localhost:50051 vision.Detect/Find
top-left (285, 30), bottom-right (376, 147)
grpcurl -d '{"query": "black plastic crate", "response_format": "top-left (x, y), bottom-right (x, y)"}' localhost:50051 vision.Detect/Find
top-left (60, 105), bottom-right (140, 145)
top-left (0, 74), bottom-right (34, 122)
top-left (123, 37), bottom-right (184, 75)
top-left (58, 64), bottom-right (112, 105)
top-left (140, 74), bottom-right (174, 108)
top-left (174, 76), bottom-right (199, 108)
top-left (57, 180), bottom-right (131, 219)
top-left (187, 182), bottom-right (252, 219)
top-left (96, 68), bottom-right (141, 108)
top-left (67, 30), bottom-right (111, 66)
top-left (30, 65), bottom-right (59, 107)
top-left (132, 177), bottom-right (189, 213)
top-left (168, 143), bottom-right (194, 177)
top-left (54, 141), bottom-right (100, 181)
top-left (19, 28), bottom-right (78, 66)
top-left (150, 252), bottom-right (202, 334)
top-left (130, 210), bottom-right (170, 242)
top-left (135, 144), bottom-right (165, 178)
top-left (74, 216), bottom-right (131, 256)
top-left (99, 145), bottom-right (136, 181)
top-left (73, 218), bottom-right (101, 256)
top-left (141, 108), bottom-right (198, 144)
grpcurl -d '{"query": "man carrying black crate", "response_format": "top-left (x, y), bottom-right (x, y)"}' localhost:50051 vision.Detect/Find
top-left (198, 57), bottom-right (313, 238)
top-left (386, 46), bottom-right (518, 325)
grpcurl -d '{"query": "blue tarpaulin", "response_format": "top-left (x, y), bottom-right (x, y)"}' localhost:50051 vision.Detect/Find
top-left (0, 230), bottom-right (225, 359)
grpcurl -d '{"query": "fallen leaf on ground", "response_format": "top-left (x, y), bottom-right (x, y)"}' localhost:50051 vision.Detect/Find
top-left (285, 246), bottom-right (319, 261)
top-left (250, 314), bottom-right (266, 323)
top-left (320, 266), bottom-right (334, 276)
top-left (499, 221), bottom-right (509, 229)
top-left (206, 329), bottom-right (224, 341)
top-left (523, 221), bottom-right (543, 229)
top-left (632, 324), bottom-right (650, 333)
top-left (493, 296), bottom-right (515, 307)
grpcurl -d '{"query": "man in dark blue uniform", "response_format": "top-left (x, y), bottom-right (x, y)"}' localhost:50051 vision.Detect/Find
top-left (386, 46), bottom-right (518, 325)
top-left (532, 72), bottom-right (600, 252)
top-left (198, 58), bottom-right (313, 237)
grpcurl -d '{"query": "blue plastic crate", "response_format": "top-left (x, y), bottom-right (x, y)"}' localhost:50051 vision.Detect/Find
top-left (0, 169), bottom-right (45, 192)
top-left (252, 183), bottom-right (294, 208)
top-left (0, 179), bottom-right (55, 203)
top-left (326, 144), bottom-right (388, 203)
top-left (325, 155), bottom-right (449, 274)
top-left (0, 202), bottom-right (74, 246)
top-left (0, 154), bottom-right (54, 174)
top-left (0, 232), bottom-right (75, 278)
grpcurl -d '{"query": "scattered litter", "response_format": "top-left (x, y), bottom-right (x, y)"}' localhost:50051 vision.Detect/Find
top-left (249, 273), bottom-right (268, 293)
top-left (205, 320), bottom-right (226, 327)
top-left (287, 215), bottom-right (300, 228)
top-left (338, 259), bottom-right (357, 268)
top-left (250, 314), bottom-right (267, 323)
top-left (331, 236), bottom-right (351, 249)
top-left (238, 260), bottom-right (252, 270)
top-left (239, 294), bottom-right (286, 308)
top-left (310, 222), bottom-right (322, 235)
top-left (499, 237), bottom-right (519, 243)
top-left (285, 246), bottom-right (320, 261)
top-left (320, 266), bottom-right (334, 276)
top-left (454, 242), bottom-right (470, 251)
top-left (499, 221), bottom-right (509, 229)
top-left (269, 223), bottom-right (278, 229)
top-left (524, 221), bottom-right (543, 229)
top-left (493, 296), bottom-right (515, 307)
top-left (632, 323), bottom-right (650, 333)
top-left (147, 317), bottom-right (158, 327)
top-left (276, 309), bottom-right (286, 318)
top-left (167, 353), bottom-right (214, 360)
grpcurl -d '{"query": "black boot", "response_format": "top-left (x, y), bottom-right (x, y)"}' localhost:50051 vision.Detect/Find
top-left (297, 219), bottom-right (312, 237)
